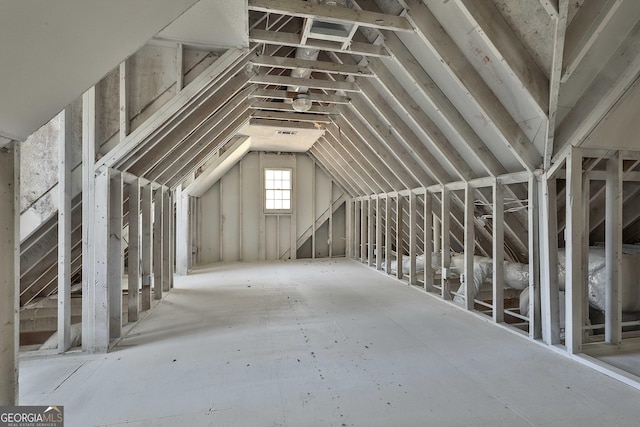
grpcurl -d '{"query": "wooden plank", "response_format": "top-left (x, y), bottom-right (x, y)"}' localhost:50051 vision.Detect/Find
top-left (247, 0), bottom-right (413, 32)
top-left (128, 179), bottom-right (141, 323)
top-left (176, 43), bottom-right (184, 92)
top-left (250, 73), bottom-right (359, 92)
top-left (108, 171), bottom-right (123, 339)
top-left (119, 60), bottom-right (129, 141)
top-left (424, 191), bottom-right (435, 292)
top-left (396, 195), bottom-right (404, 281)
top-left (252, 55), bottom-right (373, 77)
top-left (93, 169), bottom-right (111, 352)
top-left (464, 184), bottom-right (475, 310)
top-left (409, 191), bottom-right (417, 285)
top-left (385, 196), bottom-right (392, 274)
top-left (251, 101), bottom-right (337, 114)
top-left (250, 118), bottom-right (324, 130)
top-left (162, 190), bottom-right (171, 293)
top-left (249, 29), bottom-right (388, 57)
top-left (376, 196), bottom-right (383, 270)
top-left (565, 147), bottom-right (583, 353)
top-left (368, 198), bottom-right (374, 267)
top-left (153, 189), bottom-right (163, 300)
top-left (251, 110), bottom-right (332, 123)
top-left (540, 176), bottom-right (561, 344)
top-left (58, 108), bottom-right (72, 352)
top-left (528, 175), bottom-right (542, 339)
top-left (0, 143), bottom-right (18, 404)
top-left (82, 87), bottom-right (97, 352)
top-left (441, 187), bottom-right (451, 300)
top-left (141, 184), bottom-right (153, 310)
top-left (605, 153), bottom-right (622, 344)
top-left (543, 0), bottom-right (569, 168)
top-left (250, 88), bottom-right (351, 104)
top-left (361, 200), bottom-right (367, 263)
top-left (493, 180), bottom-right (505, 322)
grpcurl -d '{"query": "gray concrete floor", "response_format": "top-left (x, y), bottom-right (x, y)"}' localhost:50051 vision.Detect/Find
top-left (19, 259), bottom-right (640, 426)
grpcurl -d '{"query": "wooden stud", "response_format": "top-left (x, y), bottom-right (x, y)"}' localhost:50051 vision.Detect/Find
top-left (540, 175), bottom-right (561, 345)
top-left (409, 191), bottom-right (417, 286)
top-left (141, 184), bottom-right (153, 310)
top-left (441, 187), bottom-right (451, 300)
top-left (368, 198), bottom-right (374, 266)
top-left (58, 108), bottom-right (72, 352)
top-left (0, 143), bottom-right (19, 404)
top-left (528, 175), bottom-right (542, 339)
top-left (396, 195), bottom-right (404, 281)
top-left (493, 180), bottom-right (505, 322)
top-left (176, 43), bottom-right (184, 92)
top-left (424, 191), bottom-right (435, 292)
top-left (376, 196), bottom-right (383, 270)
top-left (385, 196), bottom-right (392, 274)
top-left (108, 170), bottom-right (123, 339)
top-left (82, 87), bottom-right (97, 352)
top-left (361, 200), bottom-right (367, 263)
top-left (153, 189), bottom-right (163, 300)
top-left (605, 153), bottom-right (622, 344)
top-left (128, 179), bottom-right (141, 323)
top-left (119, 60), bottom-right (129, 141)
top-left (463, 184), bottom-right (476, 310)
top-left (162, 190), bottom-right (171, 293)
top-left (93, 169), bottom-right (111, 352)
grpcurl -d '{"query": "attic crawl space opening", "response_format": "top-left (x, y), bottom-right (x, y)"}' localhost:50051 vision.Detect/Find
top-left (3, 0), bottom-right (640, 407)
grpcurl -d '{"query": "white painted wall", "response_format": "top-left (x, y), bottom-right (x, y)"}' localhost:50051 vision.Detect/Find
top-left (198, 152), bottom-right (346, 265)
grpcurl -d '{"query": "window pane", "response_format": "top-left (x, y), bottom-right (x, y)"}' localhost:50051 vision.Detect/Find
top-left (282, 170), bottom-right (291, 181)
top-left (274, 199), bottom-right (282, 209)
top-left (266, 199), bottom-right (275, 209)
top-left (265, 170), bottom-right (274, 180)
top-left (282, 199), bottom-right (290, 210)
top-left (266, 189), bottom-right (275, 199)
top-left (281, 178), bottom-right (290, 190)
top-left (274, 170), bottom-right (281, 180)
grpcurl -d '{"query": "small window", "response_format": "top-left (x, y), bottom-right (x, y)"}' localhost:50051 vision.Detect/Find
top-left (265, 168), bottom-right (292, 211)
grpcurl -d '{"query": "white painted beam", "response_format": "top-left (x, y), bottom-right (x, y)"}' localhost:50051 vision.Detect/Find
top-left (409, 191), bottom-right (417, 286)
top-left (0, 143), bottom-right (19, 405)
top-left (554, 21), bottom-right (640, 161)
top-left (605, 153), bottom-right (622, 344)
top-left (82, 87), bottom-right (97, 352)
top-left (250, 73), bottom-right (359, 92)
top-left (543, 0), bottom-right (569, 169)
top-left (247, 0), bottom-right (413, 32)
top-left (93, 169), bottom-right (111, 353)
top-left (376, 196), bottom-right (383, 270)
top-left (119, 60), bottom-right (129, 142)
top-left (128, 179), bottom-right (141, 323)
top-left (250, 88), bottom-right (351, 104)
top-left (528, 175), bottom-right (542, 339)
top-left (162, 190), bottom-right (171, 293)
top-left (464, 184), bottom-right (475, 310)
top-left (396, 195), bottom-right (404, 281)
top-left (385, 196), bottom-right (393, 274)
top-left (441, 187), bottom-right (451, 300)
top-left (249, 29), bottom-right (388, 57)
top-left (153, 189), bottom-right (163, 300)
top-left (58, 108), bottom-right (72, 353)
top-left (398, 0), bottom-right (542, 172)
top-left (565, 147), bottom-right (583, 354)
top-left (368, 198), bottom-right (374, 267)
top-left (423, 192), bottom-right (435, 292)
top-left (251, 55), bottom-right (373, 77)
top-left (250, 101), bottom-right (337, 114)
top-left (361, 201), bottom-right (367, 263)
top-left (493, 180), bottom-right (505, 322)
top-left (141, 184), bottom-right (153, 311)
top-left (108, 171), bottom-right (123, 339)
top-left (540, 176), bottom-right (561, 345)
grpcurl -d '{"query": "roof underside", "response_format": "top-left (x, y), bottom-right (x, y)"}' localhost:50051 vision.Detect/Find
top-left (8, 0), bottom-right (640, 299)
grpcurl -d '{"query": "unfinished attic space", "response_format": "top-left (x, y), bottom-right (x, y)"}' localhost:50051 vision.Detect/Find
top-left (3, 0), bottom-right (640, 424)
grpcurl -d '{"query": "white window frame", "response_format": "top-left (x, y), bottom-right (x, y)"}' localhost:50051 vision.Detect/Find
top-left (264, 168), bottom-right (293, 214)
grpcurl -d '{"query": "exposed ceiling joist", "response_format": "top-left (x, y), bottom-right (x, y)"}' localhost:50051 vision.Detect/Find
top-left (249, 29), bottom-right (389, 57)
top-left (249, 118), bottom-right (324, 130)
top-left (250, 101), bottom-right (337, 114)
top-left (247, 0), bottom-right (413, 32)
top-left (400, 0), bottom-right (543, 172)
top-left (249, 73), bottom-right (359, 91)
top-left (251, 110), bottom-right (332, 123)
top-left (251, 54), bottom-right (373, 77)
top-left (250, 88), bottom-right (351, 104)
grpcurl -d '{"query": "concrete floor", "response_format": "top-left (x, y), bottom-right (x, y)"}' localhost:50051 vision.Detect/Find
top-left (19, 259), bottom-right (640, 427)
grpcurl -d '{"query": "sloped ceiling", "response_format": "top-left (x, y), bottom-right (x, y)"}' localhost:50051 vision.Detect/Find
top-left (9, 0), bottom-right (640, 262)
top-left (0, 0), bottom-right (199, 142)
